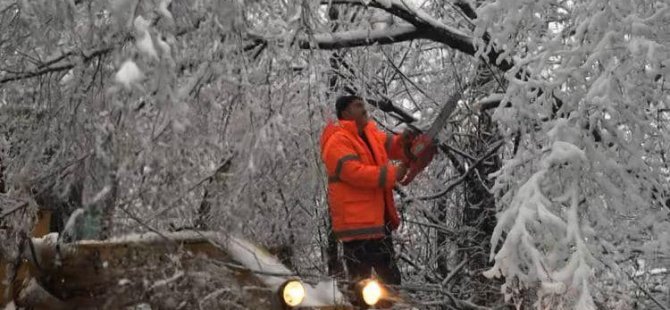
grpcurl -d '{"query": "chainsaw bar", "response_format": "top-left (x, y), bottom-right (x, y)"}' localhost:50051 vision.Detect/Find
top-left (398, 92), bottom-right (461, 185)
top-left (425, 92), bottom-right (461, 140)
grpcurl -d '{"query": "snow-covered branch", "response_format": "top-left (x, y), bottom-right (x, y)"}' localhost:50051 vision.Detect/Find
top-left (296, 25), bottom-right (423, 49)
top-left (0, 44), bottom-right (116, 84)
top-left (484, 141), bottom-right (597, 307)
top-left (473, 93), bottom-right (506, 111)
top-left (325, 0), bottom-right (513, 70)
top-left (404, 140), bottom-right (504, 203)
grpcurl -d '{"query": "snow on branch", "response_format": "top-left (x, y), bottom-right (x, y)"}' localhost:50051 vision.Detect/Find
top-left (327, 0), bottom-right (471, 48)
top-left (0, 45), bottom-right (115, 85)
top-left (326, 0), bottom-right (513, 70)
top-left (296, 25), bottom-right (423, 49)
top-left (404, 140), bottom-right (504, 203)
top-left (473, 93), bottom-right (506, 111)
top-left (484, 141), bottom-right (597, 308)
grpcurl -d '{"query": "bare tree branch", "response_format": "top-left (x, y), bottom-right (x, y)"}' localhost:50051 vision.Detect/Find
top-left (441, 258), bottom-right (468, 286)
top-left (474, 93), bottom-right (506, 111)
top-left (0, 45), bottom-right (115, 84)
top-left (405, 140), bottom-right (504, 203)
top-left (454, 0), bottom-right (478, 20)
top-left (325, 0), bottom-right (513, 71)
top-left (401, 283), bottom-right (492, 310)
top-left (0, 63), bottom-right (75, 84)
top-left (251, 25), bottom-right (423, 50)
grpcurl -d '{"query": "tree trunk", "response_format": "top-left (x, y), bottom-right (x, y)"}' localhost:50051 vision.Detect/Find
top-left (459, 115), bottom-right (501, 304)
top-left (0, 159), bottom-right (5, 194)
top-left (325, 219), bottom-right (343, 277)
top-left (196, 155), bottom-right (234, 229)
top-left (195, 188), bottom-right (212, 230)
top-left (99, 174), bottom-right (118, 240)
top-left (435, 197), bottom-right (450, 278)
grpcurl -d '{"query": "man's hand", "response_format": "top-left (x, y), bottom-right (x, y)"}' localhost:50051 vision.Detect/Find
top-left (395, 162), bottom-right (408, 182)
top-left (399, 134), bottom-right (437, 185)
top-left (402, 128), bottom-right (419, 161)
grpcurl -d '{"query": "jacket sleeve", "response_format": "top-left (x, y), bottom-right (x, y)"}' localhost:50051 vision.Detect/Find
top-left (322, 134), bottom-right (397, 189)
top-left (375, 130), bottom-right (410, 162)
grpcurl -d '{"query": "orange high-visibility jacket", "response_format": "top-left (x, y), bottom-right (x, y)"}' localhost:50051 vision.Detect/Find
top-left (320, 119), bottom-right (409, 241)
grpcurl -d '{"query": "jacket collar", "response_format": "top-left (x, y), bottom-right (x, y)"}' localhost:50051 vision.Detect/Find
top-left (337, 119), bottom-right (374, 136)
top-left (320, 119), bottom-right (370, 155)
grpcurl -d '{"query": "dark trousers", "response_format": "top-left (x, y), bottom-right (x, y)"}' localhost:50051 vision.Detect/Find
top-left (342, 234), bottom-right (401, 285)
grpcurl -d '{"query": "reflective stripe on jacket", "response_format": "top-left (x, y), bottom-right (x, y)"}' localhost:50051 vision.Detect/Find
top-left (320, 119), bottom-right (409, 241)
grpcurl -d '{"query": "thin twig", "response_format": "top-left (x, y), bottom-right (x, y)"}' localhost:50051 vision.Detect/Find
top-left (441, 257), bottom-right (468, 286)
top-left (627, 271), bottom-right (669, 310)
top-left (595, 239), bottom-right (669, 310)
top-left (148, 155), bottom-right (235, 222)
top-left (401, 283), bottom-right (492, 310)
top-left (404, 140), bottom-right (503, 202)
top-left (116, 204), bottom-right (175, 244)
top-left (382, 49), bottom-right (440, 107)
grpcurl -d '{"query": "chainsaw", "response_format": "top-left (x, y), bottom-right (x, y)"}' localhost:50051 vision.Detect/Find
top-left (399, 93), bottom-right (461, 185)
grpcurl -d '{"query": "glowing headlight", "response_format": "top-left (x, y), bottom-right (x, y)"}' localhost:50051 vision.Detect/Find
top-left (280, 279), bottom-right (305, 307)
top-left (361, 279), bottom-right (383, 306)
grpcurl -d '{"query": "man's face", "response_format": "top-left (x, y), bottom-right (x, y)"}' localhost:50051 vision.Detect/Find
top-left (342, 99), bottom-right (368, 128)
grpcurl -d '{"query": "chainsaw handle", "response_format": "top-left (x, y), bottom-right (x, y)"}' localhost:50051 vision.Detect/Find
top-left (399, 161), bottom-right (420, 185)
top-left (398, 134), bottom-right (437, 185)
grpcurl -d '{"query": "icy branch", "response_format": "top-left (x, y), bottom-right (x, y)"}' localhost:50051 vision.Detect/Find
top-left (404, 140), bottom-right (504, 202)
top-left (326, 0), bottom-right (513, 70)
top-left (0, 45), bottom-right (115, 84)
top-left (484, 141), bottom-right (596, 306)
top-left (473, 93), bottom-right (506, 111)
top-left (296, 25), bottom-right (423, 49)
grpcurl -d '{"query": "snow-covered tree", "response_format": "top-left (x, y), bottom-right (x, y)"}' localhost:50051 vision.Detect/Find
top-left (474, 1), bottom-right (669, 308)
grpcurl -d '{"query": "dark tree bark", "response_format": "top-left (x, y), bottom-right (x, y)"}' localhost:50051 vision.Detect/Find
top-left (196, 156), bottom-right (235, 229)
top-left (0, 159), bottom-right (5, 194)
top-left (99, 173), bottom-right (118, 240)
top-left (460, 113), bottom-right (502, 304)
top-left (325, 49), bottom-right (345, 278)
top-left (323, 4), bottom-right (356, 279)
top-left (435, 197), bottom-right (450, 278)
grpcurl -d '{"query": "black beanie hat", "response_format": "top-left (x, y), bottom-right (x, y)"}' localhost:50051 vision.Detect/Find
top-left (335, 95), bottom-right (362, 119)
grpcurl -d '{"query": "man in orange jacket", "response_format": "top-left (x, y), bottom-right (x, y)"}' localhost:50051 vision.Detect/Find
top-left (320, 95), bottom-right (415, 285)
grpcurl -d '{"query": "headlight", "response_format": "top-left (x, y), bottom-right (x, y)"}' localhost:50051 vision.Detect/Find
top-left (280, 279), bottom-right (305, 307)
top-left (360, 279), bottom-right (382, 306)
